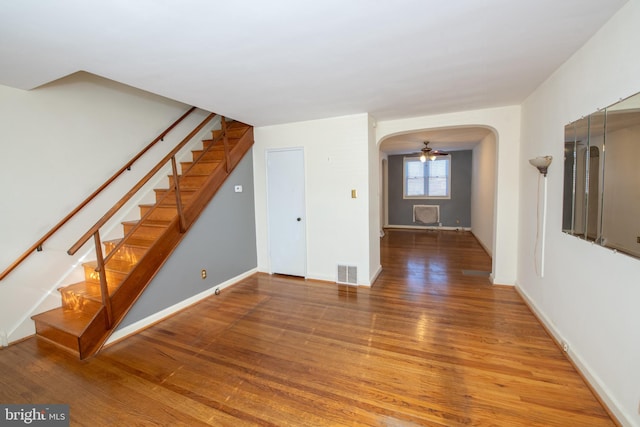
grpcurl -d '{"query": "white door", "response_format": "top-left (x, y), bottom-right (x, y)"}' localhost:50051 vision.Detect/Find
top-left (266, 148), bottom-right (306, 277)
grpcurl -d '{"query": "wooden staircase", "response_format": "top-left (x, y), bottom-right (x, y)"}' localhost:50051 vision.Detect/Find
top-left (31, 120), bottom-right (253, 359)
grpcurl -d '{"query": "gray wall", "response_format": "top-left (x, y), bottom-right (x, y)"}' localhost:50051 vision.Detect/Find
top-left (118, 151), bottom-right (257, 329)
top-left (387, 151), bottom-right (472, 227)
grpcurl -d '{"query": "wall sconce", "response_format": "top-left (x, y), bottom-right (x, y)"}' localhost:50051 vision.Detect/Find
top-left (529, 155), bottom-right (552, 277)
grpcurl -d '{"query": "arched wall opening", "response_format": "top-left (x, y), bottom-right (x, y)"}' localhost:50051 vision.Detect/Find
top-left (373, 105), bottom-right (521, 285)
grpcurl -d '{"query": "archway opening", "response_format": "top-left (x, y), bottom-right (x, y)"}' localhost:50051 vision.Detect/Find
top-left (377, 125), bottom-right (498, 279)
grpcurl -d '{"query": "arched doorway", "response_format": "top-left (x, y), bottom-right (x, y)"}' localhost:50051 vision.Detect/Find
top-left (378, 125), bottom-right (498, 281)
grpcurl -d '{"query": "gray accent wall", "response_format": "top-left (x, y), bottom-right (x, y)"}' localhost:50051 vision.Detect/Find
top-left (117, 151), bottom-right (257, 329)
top-left (388, 150), bottom-right (472, 227)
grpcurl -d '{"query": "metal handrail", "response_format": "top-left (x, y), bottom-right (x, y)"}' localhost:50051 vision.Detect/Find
top-left (0, 107), bottom-right (197, 281)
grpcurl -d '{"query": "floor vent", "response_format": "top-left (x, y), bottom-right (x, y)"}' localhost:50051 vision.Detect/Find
top-left (461, 270), bottom-right (491, 277)
top-left (337, 265), bottom-right (358, 285)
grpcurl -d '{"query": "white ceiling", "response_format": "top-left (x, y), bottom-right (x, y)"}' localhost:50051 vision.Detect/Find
top-left (0, 0), bottom-right (627, 130)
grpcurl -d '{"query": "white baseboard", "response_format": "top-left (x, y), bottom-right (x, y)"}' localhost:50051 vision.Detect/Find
top-left (106, 268), bottom-right (257, 346)
top-left (490, 275), bottom-right (515, 286)
top-left (470, 230), bottom-right (493, 257)
top-left (385, 225), bottom-right (471, 231)
top-left (369, 265), bottom-right (383, 286)
top-left (516, 285), bottom-right (630, 426)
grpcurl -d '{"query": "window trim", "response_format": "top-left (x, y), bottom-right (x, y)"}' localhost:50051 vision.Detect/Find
top-left (402, 155), bottom-right (452, 200)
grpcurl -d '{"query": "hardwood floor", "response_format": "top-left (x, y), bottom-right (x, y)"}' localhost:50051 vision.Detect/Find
top-left (0, 229), bottom-right (615, 426)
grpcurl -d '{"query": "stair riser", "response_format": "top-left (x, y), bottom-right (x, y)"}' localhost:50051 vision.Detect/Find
top-left (180, 161), bottom-right (221, 175)
top-left (34, 323), bottom-right (81, 354)
top-left (192, 149), bottom-right (225, 162)
top-left (131, 226), bottom-right (166, 245)
top-left (205, 142), bottom-right (238, 152)
top-left (213, 127), bottom-right (245, 139)
top-left (202, 138), bottom-right (239, 149)
top-left (60, 288), bottom-right (106, 311)
top-left (83, 265), bottom-right (128, 287)
top-left (168, 174), bottom-right (209, 189)
top-left (122, 222), bottom-right (166, 240)
top-left (154, 189), bottom-right (197, 205)
top-left (103, 243), bottom-right (149, 264)
top-left (139, 205), bottom-right (178, 222)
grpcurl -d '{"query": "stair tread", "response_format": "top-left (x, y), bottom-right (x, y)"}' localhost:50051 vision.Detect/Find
top-left (84, 259), bottom-right (136, 273)
top-left (138, 203), bottom-right (177, 208)
top-left (155, 187), bottom-right (198, 193)
top-left (193, 145), bottom-right (237, 154)
top-left (169, 172), bottom-right (210, 178)
top-left (33, 305), bottom-right (100, 336)
top-left (154, 188), bottom-right (198, 203)
top-left (201, 138), bottom-right (239, 145)
top-left (180, 160), bottom-right (222, 165)
top-left (121, 219), bottom-right (172, 227)
top-left (153, 188), bottom-right (198, 193)
top-left (59, 281), bottom-right (115, 300)
top-left (104, 238), bottom-right (154, 249)
top-left (124, 236), bottom-right (157, 246)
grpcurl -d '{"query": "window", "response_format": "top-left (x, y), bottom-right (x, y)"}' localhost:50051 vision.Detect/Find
top-left (403, 156), bottom-right (451, 199)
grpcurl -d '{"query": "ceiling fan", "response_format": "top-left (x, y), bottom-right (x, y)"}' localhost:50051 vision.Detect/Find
top-left (416, 141), bottom-right (449, 162)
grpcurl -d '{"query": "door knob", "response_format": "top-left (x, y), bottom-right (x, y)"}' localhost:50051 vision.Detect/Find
top-left (297, 217), bottom-right (301, 221)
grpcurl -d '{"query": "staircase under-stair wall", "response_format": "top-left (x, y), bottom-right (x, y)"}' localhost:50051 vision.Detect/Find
top-left (110, 151), bottom-right (257, 341)
top-left (30, 119), bottom-right (254, 359)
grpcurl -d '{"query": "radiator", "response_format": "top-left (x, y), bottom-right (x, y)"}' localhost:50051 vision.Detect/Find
top-left (413, 205), bottom-right (439, 224)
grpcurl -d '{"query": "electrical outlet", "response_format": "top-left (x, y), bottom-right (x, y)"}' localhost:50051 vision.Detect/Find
top-left (0, 330), bottom-right (8, 347)
top-left (562, 341), bottom-right (568, 352)
top-left (201, 269), bottom-right (207, 280)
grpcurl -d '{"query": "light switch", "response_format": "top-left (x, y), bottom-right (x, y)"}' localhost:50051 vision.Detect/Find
top-left (234, 185), bottom-right (243, 193)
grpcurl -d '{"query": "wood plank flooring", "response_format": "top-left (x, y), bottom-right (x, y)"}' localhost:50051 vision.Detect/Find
top-left (0, 229), bottom-right (615, 426)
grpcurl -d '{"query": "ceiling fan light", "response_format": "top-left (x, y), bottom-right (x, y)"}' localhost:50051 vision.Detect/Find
top-left (419, 153), bottom-right (426, 162)
top-left (429, 154), bottom-right (437, 161)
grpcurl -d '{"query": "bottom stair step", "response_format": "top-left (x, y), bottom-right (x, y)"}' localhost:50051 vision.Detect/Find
top-left (32, 302), bottom-right (104, 356)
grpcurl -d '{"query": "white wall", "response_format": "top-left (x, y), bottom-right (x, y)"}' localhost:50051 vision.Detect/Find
top-left (518, 1), bottom-right (640, 424)
top-left (0, 72), bottom-right (215, 343)
top-left (253, 114), bottom-right (374, 285)
top-left (471, 132), bottom-right (497, 256)
top-left (368, 115), bottom-right (381, 282)
top-left (376, 105), bottom-right (521, 285)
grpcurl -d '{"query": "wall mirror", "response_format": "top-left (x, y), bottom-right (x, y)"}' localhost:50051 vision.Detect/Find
top-left (563, 91), bottom-right (640, 259)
